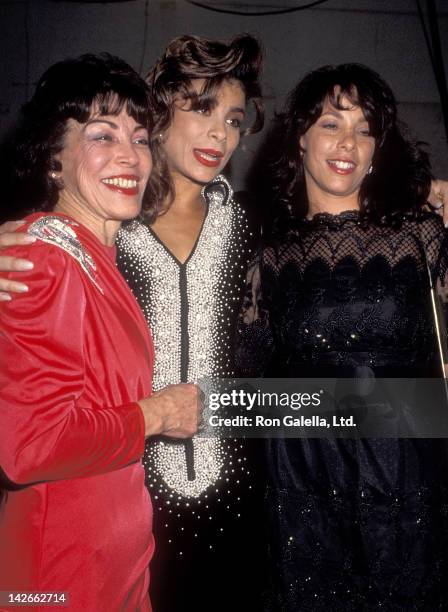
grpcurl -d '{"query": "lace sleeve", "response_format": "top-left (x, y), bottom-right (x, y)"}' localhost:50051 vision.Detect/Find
top-left (235, 247), bottom-right (276, 377)
top-left (419, 215), bottom-right (448, 362)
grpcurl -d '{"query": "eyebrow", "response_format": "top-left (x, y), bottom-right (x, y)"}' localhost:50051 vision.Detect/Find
top-left (181, 91), bottom-right (246, 115)
top-left (320, 110), bottom-right (368, 123)
top-left (86, 119), bottom-right (118, 129)
top-left (85, 119), bottom-right (146, 131)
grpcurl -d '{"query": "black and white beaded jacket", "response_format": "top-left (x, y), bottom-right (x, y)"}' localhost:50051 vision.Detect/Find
top-left (116, 175), bottom-right (261, 555)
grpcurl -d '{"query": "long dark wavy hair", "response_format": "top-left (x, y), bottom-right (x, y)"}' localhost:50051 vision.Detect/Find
top-left (8, 53), bottom-right (151, 216)
top-left (269, 63), bottom-right (431, 232)
top-left (144, 34), bottom-right (264, 223)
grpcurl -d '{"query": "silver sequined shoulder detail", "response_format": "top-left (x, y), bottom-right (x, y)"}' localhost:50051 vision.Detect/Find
top-left (28, 216), bottom-right (103, 294)
top-left (201, 173), bottom-right (234, 205)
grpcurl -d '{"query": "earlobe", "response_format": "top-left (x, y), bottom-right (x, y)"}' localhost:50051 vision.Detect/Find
top-left (48, 170), bottom-right (64, 189)
top-left (49, 156), bottom-right (64, 186)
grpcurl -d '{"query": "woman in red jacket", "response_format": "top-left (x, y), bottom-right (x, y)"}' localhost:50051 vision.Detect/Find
top-left (0, 53), bottom-right (200, 611)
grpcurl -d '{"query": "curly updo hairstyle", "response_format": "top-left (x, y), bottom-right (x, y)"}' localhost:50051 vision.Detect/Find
top-left (144, 34), bottom-right (264, 222)
top-left (9, 53), bottom-right (152, 216)
top-left (269, 63), bottom-right (431, 232)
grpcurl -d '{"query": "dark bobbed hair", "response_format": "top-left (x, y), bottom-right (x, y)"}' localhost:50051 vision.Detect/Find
top-left (144, 34), bottom-right (264, 222)
top-left (270, 63), bottom-right (431, 231)
top-left (10, 53), bottom-right (151, 215)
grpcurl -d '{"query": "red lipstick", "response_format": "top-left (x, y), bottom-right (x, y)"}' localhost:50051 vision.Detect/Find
top-left (193, 148), bottom-right (224, 168)
top-left (101, 174), bottom-right (140, 196)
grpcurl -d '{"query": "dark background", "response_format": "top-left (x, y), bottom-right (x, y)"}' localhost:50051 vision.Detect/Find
top-left (0, 0), bottom-right (447, 191)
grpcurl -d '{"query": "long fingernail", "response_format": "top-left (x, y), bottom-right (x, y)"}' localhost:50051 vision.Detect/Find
top-left (16, 284), bottom-right (29, 292)
top-left (0, 294), bottom-right (12, 301)
top-left (22, 235), bottom-right (37, 244)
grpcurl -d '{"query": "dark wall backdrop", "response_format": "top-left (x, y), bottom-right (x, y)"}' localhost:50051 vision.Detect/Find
top-left (0, 0), bottom-right (447, 191)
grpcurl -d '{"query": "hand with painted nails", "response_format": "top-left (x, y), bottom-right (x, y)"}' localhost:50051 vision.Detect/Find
top-left (428, 179), bottom-right (448, 226)
top-left (0, 220), bottom-right (36, 300)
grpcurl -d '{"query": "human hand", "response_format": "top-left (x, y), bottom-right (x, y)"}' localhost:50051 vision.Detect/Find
top-left (0, 221), bottom-right (36, 301)
top-left (139, 383), bottom-right (202, 439)
top-left (428, 179), bottom-right (448, 227)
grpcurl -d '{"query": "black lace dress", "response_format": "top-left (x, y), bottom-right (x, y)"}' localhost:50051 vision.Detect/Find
top-left (237, 211), bottom-right (448, 611)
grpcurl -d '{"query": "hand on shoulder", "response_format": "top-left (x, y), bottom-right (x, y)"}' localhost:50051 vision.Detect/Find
top-left (0, 220), bottom-right (36, 300)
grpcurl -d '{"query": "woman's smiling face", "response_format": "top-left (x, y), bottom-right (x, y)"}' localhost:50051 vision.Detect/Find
top-left (161, 78), bottom-right (246, 187)
top-left (300, 92), bottom-right (375, 209)
top-left (57, 107), bottom-right (152, 224)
